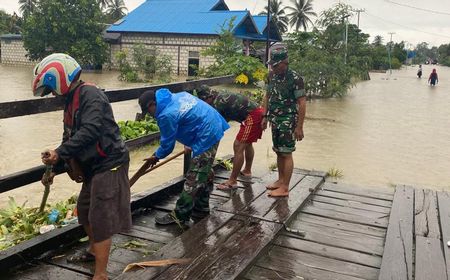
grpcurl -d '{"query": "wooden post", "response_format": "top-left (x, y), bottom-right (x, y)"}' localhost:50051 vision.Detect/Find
top-left (183, 150), bottom-right (191, 175)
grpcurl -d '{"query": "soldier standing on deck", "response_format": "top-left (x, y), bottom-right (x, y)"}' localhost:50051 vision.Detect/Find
top-left (262, 48), bottom-right (306, 197)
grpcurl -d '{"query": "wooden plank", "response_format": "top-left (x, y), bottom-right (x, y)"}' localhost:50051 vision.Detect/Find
top-left (151, 194), bottom-right (227, 212)
top-left (46, 234), bottom-right (163, 278)
top-left (235, 173), bottom-right (305, 220)
top-left (294, 168), bottom-right (328, 178)
top-left (313, 195), bottom-right (391, 214)
top-left (274, 235), bottom-right (382, 268)
top-left (301, 205), bottom-right (389, 228)
top-left (117, 211), bottom-right (235, 280)
top-left (7, 263), bottom-right (91, 280)
top-left (321, 182), bottom-right (394, 200)
top-left (414, 189), bottom-right (441, 238)
top-left (316, 190), bottom-right (393, 208)
top-left (378, 185), bottom-right (414, 280)
top-left (217, 172), bottom-right (278, 214)
top-left (213, 169), bottom-right (261, 184)
top-left (281, 221), bottom-right (385, 256)
top-left (256, 245), bottom-right (379, 279)
top-left (415, 236), bottom-right (447, 280)
top-left (121, 225), bottom-right (174, 244)
top-left (131, 209), bottom-right (184, 238)
top-left (244, 264), bottom-right (366, 280)
top-left (264, 175), bottom-right (323, 223)
top-left (155, 219), bottom-right (282, 280)
top-left (437, 191), bottom-right (450, 280)
top-left (294, 213), bottom-right (386, 238)
top-left (309, 200), bottom-right (390, 219)
top-left (0, 76), bottom-right (234, 119)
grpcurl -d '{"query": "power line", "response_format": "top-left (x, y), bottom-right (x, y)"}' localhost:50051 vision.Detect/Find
top-left (384, 0), bottom-right (450, 16)
top-left (364, 10), bottom-right (450, 40)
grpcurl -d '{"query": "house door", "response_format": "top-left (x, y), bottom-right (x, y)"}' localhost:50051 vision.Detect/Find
top-left (188, 51), bottom-right (199, 76)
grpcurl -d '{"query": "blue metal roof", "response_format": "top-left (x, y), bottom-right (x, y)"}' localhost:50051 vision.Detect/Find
top-left (106, 0), bottom-right (280, 41)
top-left (253, 16), bottom-right (268, 33)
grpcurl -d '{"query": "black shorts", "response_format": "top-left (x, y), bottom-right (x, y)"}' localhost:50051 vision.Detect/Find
top-left (77, 163), bottom-right (131, 242)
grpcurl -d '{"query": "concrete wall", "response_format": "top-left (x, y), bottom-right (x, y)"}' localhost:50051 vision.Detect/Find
top-left (109, 33), bottom-right (218, 75)
top-left (0, 38), bottom-right (35, 65)
top-left (0, 33), bottom-right (219, 75)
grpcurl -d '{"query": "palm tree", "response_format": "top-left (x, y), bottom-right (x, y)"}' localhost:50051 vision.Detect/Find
top-left (98, 0), bottom-right (111, 11)
top-left (372, 35), bottom-right (384, 46)
top-left (259, 0), bottom-right (289, 34)
top-left (18, 0), bottom-right (37, 18)
top-left (106, 0), bottom-right (128, 21)
top-left (286, 0), bottom-right (317, 32)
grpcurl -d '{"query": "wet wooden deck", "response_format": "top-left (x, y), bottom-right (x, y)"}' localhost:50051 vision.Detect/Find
top-left (7, 169), bottom-right (450, 280)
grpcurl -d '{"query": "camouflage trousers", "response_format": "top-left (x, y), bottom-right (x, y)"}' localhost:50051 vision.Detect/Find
top-left (271, 115), bottom-right (297, 153)
top-left (174, 142), bottom-right (219, 221)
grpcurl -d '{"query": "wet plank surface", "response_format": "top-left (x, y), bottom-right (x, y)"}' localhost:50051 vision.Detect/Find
top-left (11, 167), bottom-right (450, 280)
top-left (378, 185), bottom-right (414, 280)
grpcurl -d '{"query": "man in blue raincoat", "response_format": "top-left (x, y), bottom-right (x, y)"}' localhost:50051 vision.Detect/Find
top-left (139, 88), bottom-right (230, 225)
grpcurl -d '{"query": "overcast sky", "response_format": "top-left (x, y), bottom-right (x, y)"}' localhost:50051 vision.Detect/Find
top-left (1, 0), bottom-right (449, 47)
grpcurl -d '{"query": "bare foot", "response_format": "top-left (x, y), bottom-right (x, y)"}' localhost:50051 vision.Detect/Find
top-left (239, 171), bottom-right (252, 179)
top-left (92, 273), bottom-right (108, 280)
top-left (268, 187), bottom-right (289, 197)
top-left (266, 180), bottom-right (281, 190)
top-left (217, 180), bottom-right (239, 190)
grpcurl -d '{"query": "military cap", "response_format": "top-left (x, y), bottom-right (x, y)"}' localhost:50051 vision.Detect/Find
top-left (268, 48), bottom-right (288, 66)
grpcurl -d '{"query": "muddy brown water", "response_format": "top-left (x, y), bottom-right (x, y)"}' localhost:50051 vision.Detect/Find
top-left (0, 64), bottom-right (449, 208)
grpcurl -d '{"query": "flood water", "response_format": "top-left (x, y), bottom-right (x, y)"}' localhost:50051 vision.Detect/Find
top-left (1, 64), bottom-right (449, 208)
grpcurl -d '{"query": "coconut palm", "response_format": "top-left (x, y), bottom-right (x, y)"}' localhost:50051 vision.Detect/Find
top-left (98, 0), bottom-right (111, 11)
top-left (259, 0), bottom-right (289, 34)
top-left (18, 0), bottom-right (37, 18)
top-left (372, 35), bottom-right (384, 46)
top-left (106, 0), bottom-right (128, 21)
top-left (286, 0), bottom-right (317, 32)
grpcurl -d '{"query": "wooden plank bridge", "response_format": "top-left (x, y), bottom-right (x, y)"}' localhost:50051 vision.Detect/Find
top-left (5, 168), bottom-right (450, 280)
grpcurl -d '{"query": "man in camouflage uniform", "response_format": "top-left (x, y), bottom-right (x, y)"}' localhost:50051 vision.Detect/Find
top-left (262, 48), bottom-right (306, 197)
top-left (197, 85), bottom-right (264, 189)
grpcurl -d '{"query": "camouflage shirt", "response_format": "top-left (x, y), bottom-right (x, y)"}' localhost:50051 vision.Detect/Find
top-left (212, 91), bottom-right (258, 122)
top-left (267, 69), bottom-right (305, 120)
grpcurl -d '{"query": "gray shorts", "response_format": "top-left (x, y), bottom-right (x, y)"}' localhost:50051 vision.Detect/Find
top-left (77, 163), bottom-right (131, 242)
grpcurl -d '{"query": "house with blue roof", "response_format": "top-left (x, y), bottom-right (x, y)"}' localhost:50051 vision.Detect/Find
top-left (106, 0), bottom-right (281, 75)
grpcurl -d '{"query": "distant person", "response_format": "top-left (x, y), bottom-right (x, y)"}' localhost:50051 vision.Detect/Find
top-left (196, 85), bottom-right (264, 190)
top-left (262, 48), bottom-right (306, 197)
top-left (417, 65), bottom-right (422, 78)
top-left (33, 53), bottom-right (131, 280)
top-left (428, 68), bottom-right (439, 86)
top-left (139, 89), bottom-right (229, 225)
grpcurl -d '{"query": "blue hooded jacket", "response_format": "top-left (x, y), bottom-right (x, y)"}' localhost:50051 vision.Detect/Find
top-left (154, 88), bottom-right (230, 159)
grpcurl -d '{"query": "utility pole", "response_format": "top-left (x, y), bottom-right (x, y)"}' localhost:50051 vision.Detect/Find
top-left (341, 14), bottom-right (350, 64)
top-left (265, 0), bottom-right (271, 67)
top-left (353, 9), bottom-right (365, 28)
top-left (387, 32), bottom-right (395, 75)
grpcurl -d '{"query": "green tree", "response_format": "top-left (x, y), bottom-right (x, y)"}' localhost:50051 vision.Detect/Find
top-left (106, 0), bottom-right (127, 22)
top-left (372, 35), bottom-right (383, 46)
top-left (22, 0), bottom-right (108, 66)
top-left (317, 2), bottom-right (353, 29)
top-left (202, 17), bottom-right (241, 65)
top-left (286, 0), bottom-right (317, 32)
top-left (259, 0), bottom-right (289, 34)
top-left (19, 0), bottom-right (37, 18)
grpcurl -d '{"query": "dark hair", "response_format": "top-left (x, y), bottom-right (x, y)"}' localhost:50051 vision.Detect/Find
top-left (139, 90), bottom-right (156, 114)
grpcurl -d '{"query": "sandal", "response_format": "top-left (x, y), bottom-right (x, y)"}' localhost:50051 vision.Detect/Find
top-left (217, 182), bottom-right (239, 190)
top-left (67, 251), bottom-right (95, 263)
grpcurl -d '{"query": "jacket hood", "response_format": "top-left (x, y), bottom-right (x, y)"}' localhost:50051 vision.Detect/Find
top-left (155, 88), bottom-right (173, 117)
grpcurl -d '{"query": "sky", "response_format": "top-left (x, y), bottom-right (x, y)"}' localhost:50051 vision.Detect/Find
top-left (0, 0), bottom-right (449, 47)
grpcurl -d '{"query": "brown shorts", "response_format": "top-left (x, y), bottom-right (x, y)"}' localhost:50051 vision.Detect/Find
top-left (77, 163), bottom-right (131, 242)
